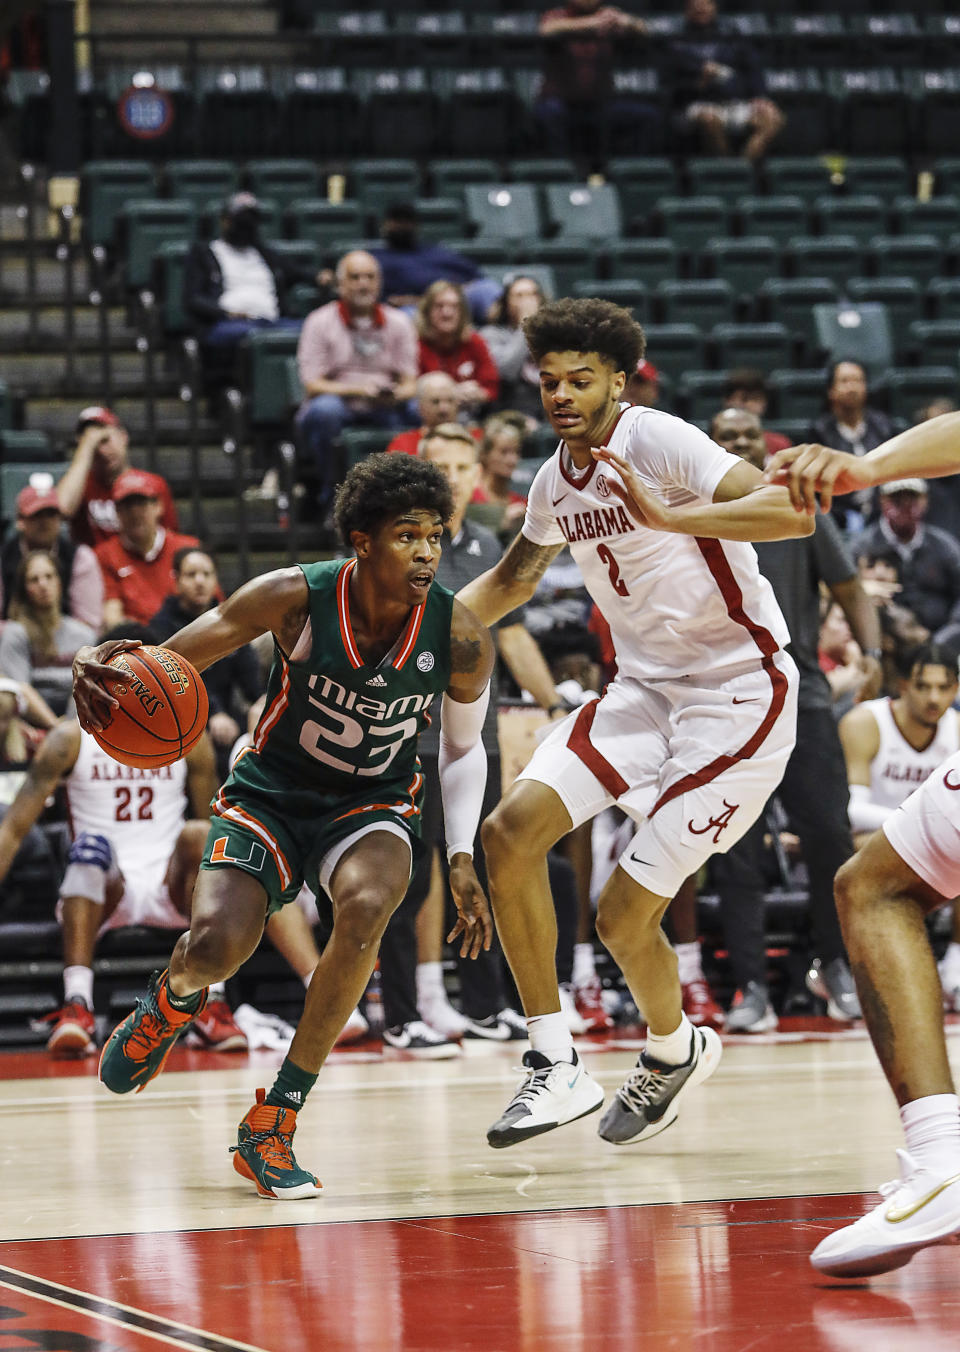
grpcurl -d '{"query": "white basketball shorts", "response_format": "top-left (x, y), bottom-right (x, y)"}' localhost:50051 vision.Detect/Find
top-left (883, 749), bottom-right (960, 900)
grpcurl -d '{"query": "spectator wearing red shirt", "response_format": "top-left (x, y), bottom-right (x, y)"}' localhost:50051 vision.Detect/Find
top-left (416, 282), bottom-right (499, 418)
top-left (386, 371), bottom-right (465, 456)
top-left (469, 412), bottom-right (529, 541)
top-left (94, 471), bottom-right (199, 628)
top-left (56, 406), bottom-right (178, 548)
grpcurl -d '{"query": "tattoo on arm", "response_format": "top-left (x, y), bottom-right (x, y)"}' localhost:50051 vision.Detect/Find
top-left (450, 635), bottom-right (483, 675)
top-left (502, 535), bottom-right (564, 587)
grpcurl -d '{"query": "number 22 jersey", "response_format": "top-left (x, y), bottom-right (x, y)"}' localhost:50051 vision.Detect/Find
top-left (522, 403), bottom-right (791, 682)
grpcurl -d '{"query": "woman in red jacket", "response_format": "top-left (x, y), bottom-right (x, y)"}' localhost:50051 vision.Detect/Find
top-left (416, 281), bottom-right (499, 418)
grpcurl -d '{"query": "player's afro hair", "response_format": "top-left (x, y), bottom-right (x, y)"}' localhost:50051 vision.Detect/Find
top-left (334, 452), bottom-right (454, 547)
top-left (523, 297), bottom-right (645, 375)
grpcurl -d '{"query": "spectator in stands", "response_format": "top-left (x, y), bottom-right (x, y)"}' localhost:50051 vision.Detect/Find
top-left (818, 599), bottom-right (871, 716)
top-left (0, 550), bottom-right (97, 718)
top-left (479, 275), bottom-right (545, 421)
top-left (624, 358), bottom-right (661, 408)
top-left (0, 485), bottom-right (102, 630)
top-left (665, 0), bottom-right (784, 161)
top-left (385, 372), bottom-right (465, 457)
top-left (852, 480), bottom-right (960, 659)
top-left (708, 405), bottom-right (880, 1032)
top-left (57, 406), bottom-right (179, 550)
top-left (723, 368), bottom-right (791, 455)
top-left (470, 412), bottom-right (529, 541)
top-left (807, 360), bottom-right (894, 533)
top-left (417, 282), bottom-right (499, 418)
top-left (296, 251), bottom-right (419, 514)
top-left (149, 547), bottom-right (263, 777)
top-left (95, 470), bottom-right (200, 628)
top-left (370, 202), bottom-right (499, 322)
top-left (535, 0), bottom-right (660, 159)
top-left (914, 400), bottom-right (960, 543)
top-left (0, 678), bottom-right (53, 907)
top-left (858, 552), bottom-right (930, 698)
top-left (182, 192), bottom-right (314, 352)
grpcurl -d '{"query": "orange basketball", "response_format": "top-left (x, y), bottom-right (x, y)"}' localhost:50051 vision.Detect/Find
top-left (92, 645), bottom-right (208, 769)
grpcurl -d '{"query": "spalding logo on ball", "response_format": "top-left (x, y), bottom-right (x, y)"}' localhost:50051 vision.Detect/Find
top-left (92, 645), bottom-right (208, 769)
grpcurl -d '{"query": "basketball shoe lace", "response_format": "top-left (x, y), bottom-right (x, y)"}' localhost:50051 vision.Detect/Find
top-left (508, 1056), bottom-right (565, 1108)
top-left (125, 996), bottom-right (170, 1062)
top-left (615, 1057), bottom-right (678, 1115)
top-left (231, 1106), bottom-right (298, 1173)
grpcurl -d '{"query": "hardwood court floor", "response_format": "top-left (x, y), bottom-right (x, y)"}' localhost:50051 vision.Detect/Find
top-left (2, 1022), bottom-right (960, 1350)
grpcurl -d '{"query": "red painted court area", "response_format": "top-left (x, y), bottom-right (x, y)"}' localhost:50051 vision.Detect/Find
top-left (3, 1198), bottom-right (960, 1352)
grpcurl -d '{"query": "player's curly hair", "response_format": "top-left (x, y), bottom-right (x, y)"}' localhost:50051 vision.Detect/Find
top-left (334, 452), bottom-right (454, 546)
top-left (523, 297), bottom-right (645, 374)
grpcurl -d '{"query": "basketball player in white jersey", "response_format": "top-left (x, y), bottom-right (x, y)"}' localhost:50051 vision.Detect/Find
top-left (767, 412), bottom-right (960, 1277)
top-left (458, 297), bottom-right (812, 1149)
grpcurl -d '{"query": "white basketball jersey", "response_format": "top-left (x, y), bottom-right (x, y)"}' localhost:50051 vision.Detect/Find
top-left (522, 404), bottom-right (790, 681)
top-left (64, 731), bottom-right (190, 889)
top-left (863, 697), bottom-right (960, 811)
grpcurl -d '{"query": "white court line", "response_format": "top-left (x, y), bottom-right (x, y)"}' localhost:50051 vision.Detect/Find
top-left (0, 1266), bottom-right (269, 1352)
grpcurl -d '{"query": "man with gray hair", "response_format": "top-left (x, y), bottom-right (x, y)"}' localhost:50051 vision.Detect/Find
top-left (296, 250), bottom-right (419, 511)
top-left (385, 371), bottom-right (467, 456)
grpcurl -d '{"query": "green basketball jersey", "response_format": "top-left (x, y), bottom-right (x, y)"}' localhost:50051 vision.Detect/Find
top-left (242, 557), bottom-right (454, 799)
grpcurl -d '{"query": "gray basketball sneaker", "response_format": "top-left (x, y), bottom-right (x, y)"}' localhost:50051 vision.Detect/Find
top-left (598, 1025), bottom-right (722, 1145)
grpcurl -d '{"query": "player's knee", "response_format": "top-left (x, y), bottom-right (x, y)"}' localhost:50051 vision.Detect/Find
top-left (834, 854), bottom-right (866, 924)
top-left (67, 833), bottom-right (112, 871)
top-left (482, 798), bottom-right (547, 866)
top-left (335, 886), bottom-right (398, 950)
top-left (61, 833), bottom-right (114, 905)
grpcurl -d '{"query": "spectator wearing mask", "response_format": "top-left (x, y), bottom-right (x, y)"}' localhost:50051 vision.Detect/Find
top-left (182, 192), bottom-right (313, 352)
top-left (57, 406), bottom-right (179, 550)
top-left (416, 281), bottom-right (499, 418)
top-left (370, 203), bottom-right (498, 322)
top-left (94, 471), bottom-right (200, 628)
top-left (479, 275), bottom-right (545, 420)
top-left (0, 549), bottom-right (97, 718)
top-left (296, 250), bottom-right (419, 513)
top-left (666, 0), bottom-right (784, 161)
top-left (723, 367), bottom-right (791, 455)
top-left (0, 484), bottom-right (103, 630)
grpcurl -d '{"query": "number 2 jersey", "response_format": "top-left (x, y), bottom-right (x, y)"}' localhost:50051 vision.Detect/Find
top-left (522, 403), bottom-right (791, 682)
top-left (223, 557), bottom-right (454, 830)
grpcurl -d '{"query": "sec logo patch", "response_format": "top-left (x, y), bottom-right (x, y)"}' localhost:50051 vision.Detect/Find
top-left (417, 651), bottom-right (435, 672)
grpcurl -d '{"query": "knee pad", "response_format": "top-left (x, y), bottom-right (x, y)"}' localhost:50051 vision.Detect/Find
top-left (60, 833), bottom-right (116, 905)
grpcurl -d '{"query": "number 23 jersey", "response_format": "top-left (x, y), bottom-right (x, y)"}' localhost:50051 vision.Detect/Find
top-left (522, 403), bottom-right (790, 683)
top-left (239, 558), bottom-right (454, 806)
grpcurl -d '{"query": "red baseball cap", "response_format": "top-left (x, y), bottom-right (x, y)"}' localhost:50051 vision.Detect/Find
top-left (17, 485), bottom-right (62, 517)
top-left (76, 405), bottom-right (122, 432)
top-left (112, 469), bottom-right (164, 502)
top-left (635, 359), bottom-right (660, 383)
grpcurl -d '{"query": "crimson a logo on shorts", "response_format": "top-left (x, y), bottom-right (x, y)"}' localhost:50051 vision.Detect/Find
top-left (688, 800), bottom-right (740, 844)
top-left (595, 474), bottom-right (611, 498)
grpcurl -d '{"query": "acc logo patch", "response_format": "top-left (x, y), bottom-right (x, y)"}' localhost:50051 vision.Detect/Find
top-left (417, 651), bottom-right (435, 672)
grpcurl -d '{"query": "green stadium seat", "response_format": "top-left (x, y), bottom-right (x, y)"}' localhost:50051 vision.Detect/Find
top-left (684, 157), bottom-right (756, 200)
top-left (735, 195), bottom-right (809, 247)
top-left (571, 278), bottom-right (648, 321)
top-left (889, 196), bottom-right (960, 236)
top-left (120, 200), bottom-right (196, 291)
top-left (605, 158), bottom-right (677, 228)
top-left (352, 70), bottom-right (437, 158)
top-left (247, 160), bottom-right (320, 212)
top-left (510, 158), bottom-right (578, 186)
top-left (465, 183), bottom-right (541, 245)
top-left (768, 370), bottom-right (827, 421)
top-left (652, 196), bottom-right (729, 256)
top-left (165, 161), bottom-right (239, 214)
top-left (912, 70), bottom-right (960, 158)
top-left (641, 325), bottom-right (706, 383)
top-left (447, 238), bottom-right (513, 271)
top-left (412, 197), bottom-right (465, 243)
top-left (827, 70), bottom-right (911, 156)
top-left (82, 160), bottom-right (156, 249)
top-left (907, 320), bottom-right (960, 368)
top-left (869, 234), bottom-right (943, 286)
top-left (927, 278), bottom-right (960, 320)
top-left (758, 277), bottom-right (839, 354)
top-left (429, 159), bottom-right (500, 203)
top-left (544, 183), bottom-right (622, 243)
top-left (522, 241), bottom-right (594, 297)
top-left (0, 429), bottom-right (57, 461)
top-left (494, 263), bottom-right (558, 300)
top-left (655, 279), bottom-right (735, 329)
top-left (760, 69), bottom-right (835, 155)
top-left (813, 194), bottom-right (886, 247)
top-left (932, 158), bottom-right (960, 198)
top-left (702, 237), bottom-right (779, 303)
top-left (154, 239), bottom-right (191, 338)
top-left (884, 367), bottom-right (959, 420)
top-left (1, 462), bottom-right (68, 523)
top-left (339, 427), bottom-right (396, 467)
top-left (813, 302), bottom-right (893, 376)
top-left (265, 240), bottom-right (321, 316)
top-left (842, 155), bottom-right (912, 197)
top-left (198, 66), bottom-right (278, 157)
top-left (711, 322), bottom-right (793, 372)
top-left (274, 68), bottom-right (360, 158)
top-left (246, 329), bottom-right (302, 429)
top-left (350, 159), bottom-right (422, 226)
top-left (784, 235), bottom-right (862, 288)
top-left (676, 372), bottom-right (729, 423)
top-left (199, 196), bottom-right (280, 241)
top-left (288, 200), bottom-right (364, 256)
top-left (763, 156), bottom-right (835, 201)
top-left (433, 68), bottom-right (523, 157)
top-left (605, 239), bottom-right (678, 287)
top-left (847, 277), bottom-right (922, 355)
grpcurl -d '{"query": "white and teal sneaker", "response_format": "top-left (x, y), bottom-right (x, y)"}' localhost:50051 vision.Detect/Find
top-left (487, 1049), bottom-right (604, 1148)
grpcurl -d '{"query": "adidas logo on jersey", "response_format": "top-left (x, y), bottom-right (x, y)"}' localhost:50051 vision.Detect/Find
top-left (366, 673), bottom-right (388, 687)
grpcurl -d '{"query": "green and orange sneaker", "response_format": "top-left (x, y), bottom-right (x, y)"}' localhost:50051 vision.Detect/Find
top-left (98, 969), bottom-right (207, 1095)
top-left (231, 1089), bottom-right (323, 1200)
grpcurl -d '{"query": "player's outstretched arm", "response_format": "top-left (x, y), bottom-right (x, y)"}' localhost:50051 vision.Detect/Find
top-left (593, 447), bottom-right (814, 542)
top-left (766, 410), bottom-right (960, 515)
top-left (0, 720), bottom-right (80, 886)
top-left (457, 534), bottom-right (565, 627)
top-left (441, 600), bottom-right (497, 959)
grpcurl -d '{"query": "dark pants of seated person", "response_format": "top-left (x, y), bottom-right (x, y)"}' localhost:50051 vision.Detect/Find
top-left (709, 704), bottom-right (853, 991)
top-left (533, 96), bottom-right (664, 158)
top-left (379, 752), bottom-right (578, 1027)
top-left (295, 396), bottom-right (411, 512)
top-left (202, 316), bottom-right (302, 347)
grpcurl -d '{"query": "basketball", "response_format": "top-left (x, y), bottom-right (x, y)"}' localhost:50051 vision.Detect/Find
top-left (91, 645), bottom-right (208, 769)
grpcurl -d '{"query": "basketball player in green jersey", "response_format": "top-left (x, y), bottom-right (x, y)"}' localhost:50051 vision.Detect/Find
top-left (71, 455), bottom-right (495, 1199)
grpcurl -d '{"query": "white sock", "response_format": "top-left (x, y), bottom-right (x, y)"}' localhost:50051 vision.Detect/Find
top-left (63, 965), bottom-right (93, 1009)
top-left (942, 942), bottom-right (960, 968)
top-left (416, 961), bottom-right (445, 1006)
top-left (208, 981), bottom-right (226, 999)
top-left (645, 1012), bottom-right (695, 1067)
top-left (901, 1094), bottom-right (960, 1175)
top-left (527, 1011), bottom-right (575, 1063)
top-left (675, 941), bottom-right (703, 986)
top-left (572, 943), bottom-right (597, 988)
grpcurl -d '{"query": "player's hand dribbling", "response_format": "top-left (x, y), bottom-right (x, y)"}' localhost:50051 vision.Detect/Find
top-left (447, 854), bottom-right (493, 960)
top-left (591, 446), bottom-right (675, 531)
top-left (71, 639), bottom-right (143, 733)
